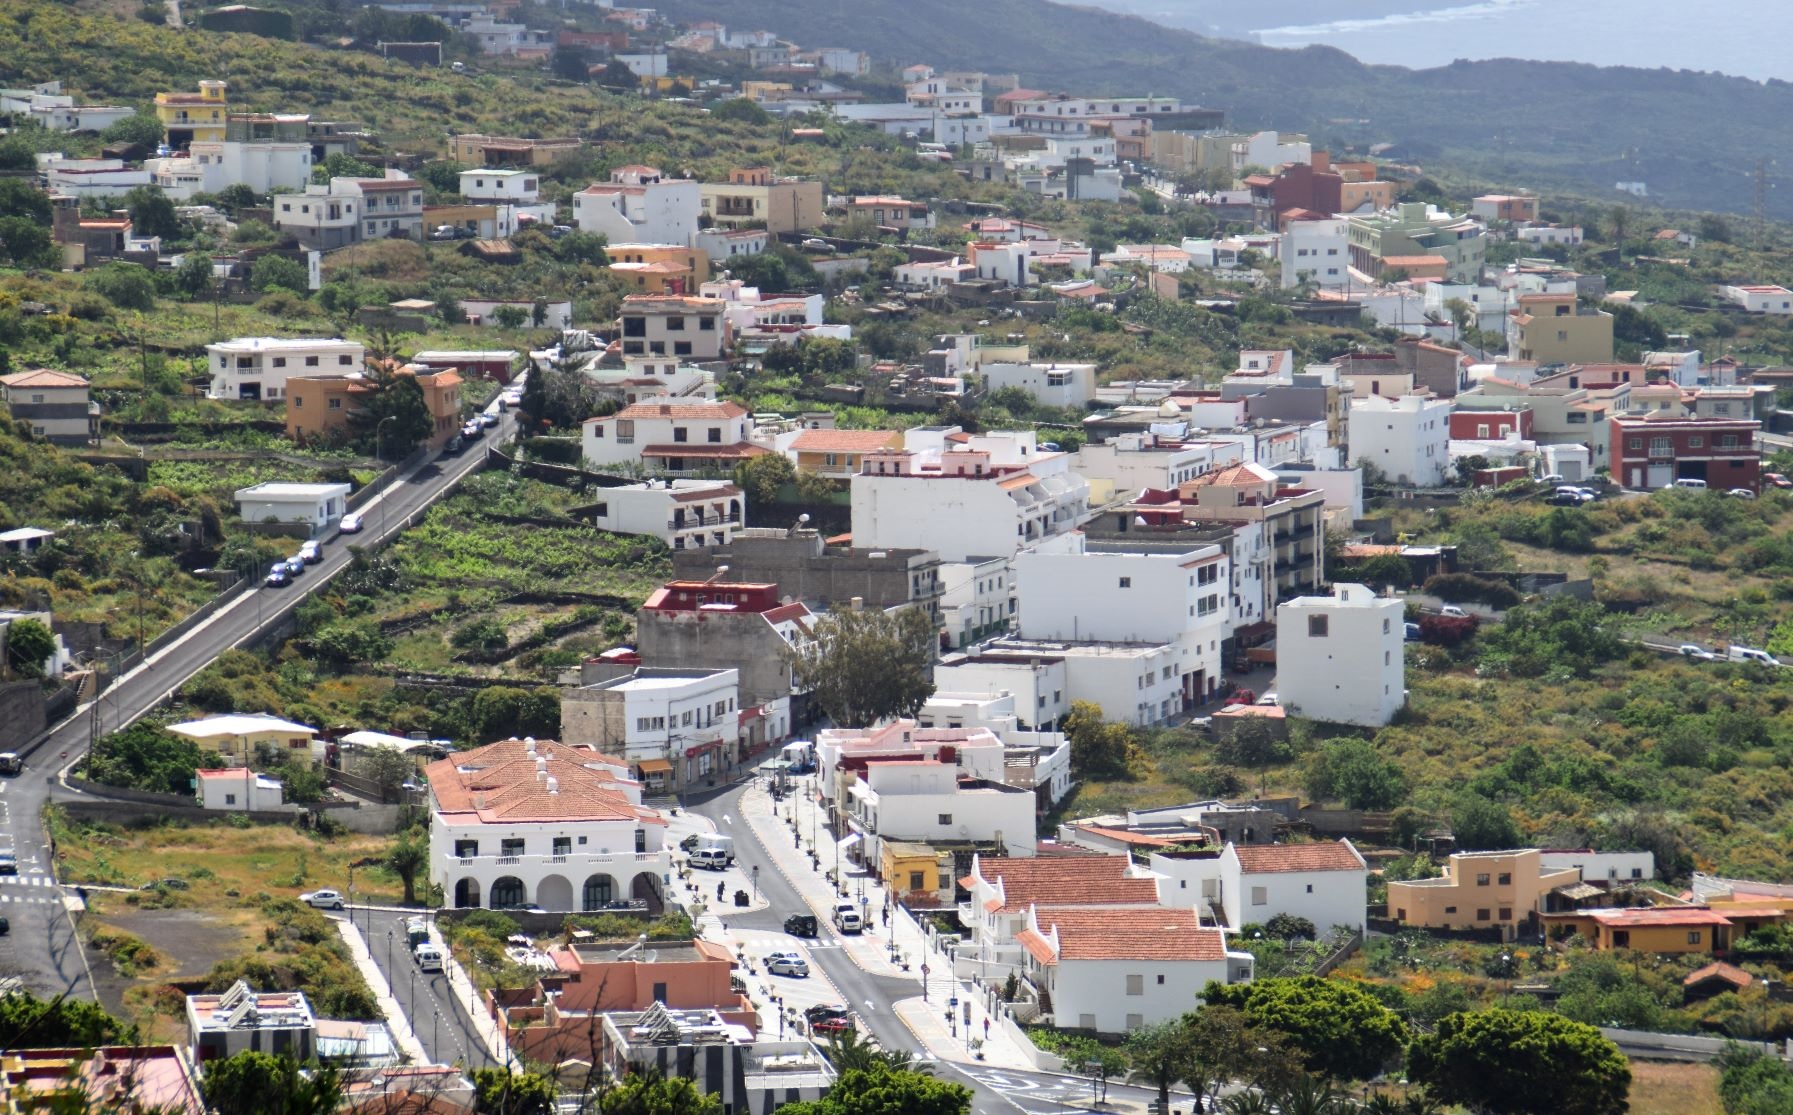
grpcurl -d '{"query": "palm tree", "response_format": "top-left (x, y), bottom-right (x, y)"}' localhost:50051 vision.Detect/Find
top-left (823, 1030), bottom-right (933, 1076)
top-left (1273, 1076), bottom-right (1350, 1115)
top-left (1220, 1093), bottom-right (1276, 1115)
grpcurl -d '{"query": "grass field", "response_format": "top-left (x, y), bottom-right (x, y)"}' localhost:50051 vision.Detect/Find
top-left (1627, 1061), bottom-right (1722, 1115)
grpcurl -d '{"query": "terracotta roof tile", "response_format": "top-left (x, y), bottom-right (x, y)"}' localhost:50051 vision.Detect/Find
top-left (1684, 961), bottom-right (1752, 988)
top-left (1585, 907), bottom-right (1731, 928)
top-left (614, 401), bottom-right (748, 419)
top-left (1023, 906), bottom-right (1228, 963)
top-left (965, 856), bottom-right (1159, 913)
top-left (1232, 841), bottom-right (1364, 875)
top-left (425, 737), bottom-right (664, 826)
top-left (2, 369), bottom-right (90, 389)
top-left (790, 429), bottom-right (902, 453)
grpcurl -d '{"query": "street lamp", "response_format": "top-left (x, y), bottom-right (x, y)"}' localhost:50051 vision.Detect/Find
top-left (386, 928), bottom-right (394, 974)
top-left (375, 415), bottom-right (398, 538)
top-left (751, 864), bottom-right (759, 903)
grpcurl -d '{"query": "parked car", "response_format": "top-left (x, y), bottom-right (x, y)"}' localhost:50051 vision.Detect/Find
top-left (804, 1004), bottom-right (850, 1025)
top-left (765, 952), bottom-right (809, 978)
top-left (812, 1016), bottom-right (854, 1036)
top-left (297, 540), bottom-right (322, 564)
top-left (833, 902), bottom-right (863, 934)
top-left (1728, 645), bottom-right (1782, 666)
top-left (783, 913), bottom-right (819, 938)
top-left (478, 412), bottom-right (499, 428)
top-left (414, 943), bottom-right (444, 972)
top-left (339, 512), bottom-right (364, 534)
top-left (0, 853), bottom-right (16, 876)
top-left (300, 889), bottom-right (345, 909)
top-left (690, 848), bottom-right (731, 870)
top-left (679, 834), bottom-right (702, 852)
top-left (263, 566), bottom-right (292, 588)
top-left (0, 915), bottom-right (9, 935)
top-left (1672, 478), bottom-right (1708, 490)
top-left (1728, 488), bottom-right (1757, 499)
top-left (282, 558), bottom-right (306, 578)
top-left (1678, 644), bottom-right (1718, 661)
top-left (406, 917), bottom-right (430, 948)
top-left (442, 435), bottom-right (464, 456)
top-left (1539, 473), bottom-right (1565, 483)
top-left (1404, 622), bottom-right (1422, 641)
top-left (800, 238), bottom-right (830, 252)
top-left (1439, 605), bottom-right (1469, 618)
top-left (1255, 692), bottom-right (1278, 706)
top-left (1766, 472), bottom-right (1793, 489)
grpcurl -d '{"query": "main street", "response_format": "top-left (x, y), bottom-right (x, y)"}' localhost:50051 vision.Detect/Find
top-left (0, 397), bottom-right (516, 1000)
top-left (682, 777), bottom-right (1167, 1115)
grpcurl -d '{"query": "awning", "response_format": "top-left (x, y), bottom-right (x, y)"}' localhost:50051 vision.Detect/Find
top-left (837, 833), bottom-right (863, 851)
top-left (637, 758), bottom-right (673, 774)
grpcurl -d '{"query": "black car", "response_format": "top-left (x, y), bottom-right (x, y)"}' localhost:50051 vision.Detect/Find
top-left (783, 913), bottom-right (818, 938)
top-left (0, 915), bottom-right (9, 935)
top-left (804, 1004), bottom-right (850, 1025)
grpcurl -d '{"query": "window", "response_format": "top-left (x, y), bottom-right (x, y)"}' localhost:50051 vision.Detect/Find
top-left (1126, 1013), bottom-right (1145, 1031)
top-left (552, 837), bottom-right (571, 856)
top-left (327, 398), bottom-right (341, 410)
top-left (1476, 908), bottom-right (1491, 921)
top-left (708, 427), bottom-right (722, 443)
top-left (1308, 614), bottom-right (1329, 637)
top-left (1125, 975), bottom-right (1144, 995)
top-left (500, 838), bottom-right (524, 857)
top-left (652, 982), bottom-right (668, 1004)
top-left (1305, 884), bottom-right (1314, 893)
top-left (1650, 436), bottom-right (1671, 455)
top-left (1628, 437), bottom-right (1643, 450)
top-left (272, 357), bottom-right (286, 368)
top-left (622, 316), bottom-right (646, 337)
top-left (1688, 931), bottom-right (1702, 945)
top-left (699, 316), bottom-right (716, 330)
top-left (224, 793), bottom-right (237, 805)
top-left (673, 427), bottom-right (689, 443)
top-left (1251, 886), bottom-right (1267, 906)
top-left (1118, 577), bottom-right (1131, 588)
top-left (305, 355), bottom-right (320, 367)
top-left (1497, 872), bottom-right (1512, 885)
top-left (1499, 908), bottom-right (1513, 921)
top-left (909, 871), bottom-right (926, 890)
top-left (938, 814), bottom-right (952, 825)
top-left (1444, 906), bottom-right (1457, 915)
top-left (1476, 873), bottom-right (1490, 886)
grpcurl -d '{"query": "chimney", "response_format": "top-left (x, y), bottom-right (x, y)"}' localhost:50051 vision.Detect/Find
top-left (546, 776), bottom-right (559, 794)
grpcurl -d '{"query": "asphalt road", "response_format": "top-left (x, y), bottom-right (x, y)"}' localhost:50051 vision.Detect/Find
top-left (350, 906), bottom-right (500, 1072)
top-left (683, 778), bottom-right (1166, 1115)
top-left (0, 399), bottom-right (516, 1001)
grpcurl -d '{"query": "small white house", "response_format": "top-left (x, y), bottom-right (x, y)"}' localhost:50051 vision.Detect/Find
top-left (207, 337), bottom-right (364, 402)
top-left (0, 527), bottom-right (54, 554)
top-left (1724, 284), bottom-right (1793, 314)
top-left (979, 362), bottom-right (1098, 409)
top-left (234, 482), bottom-right (351, 530)
top-left (197, 768), bottom-right (287, 811)
top-left (1348, 393), bottom-right (1452, 488)
top-left (458, 167), bottom-right (541, 204)
top-left (588, 479), bottom-right (744, 550)
top-left (1274, 583), bottom-right (1405, 727)
top-left (1148, 840), bottom-right (1369, 935)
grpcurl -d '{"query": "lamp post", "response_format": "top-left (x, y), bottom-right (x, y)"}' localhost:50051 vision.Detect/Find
top-left (375, 415), bottom-right (398, 538)
top-left (386, 927), bottom-right (393, 974)
top-left (751, 864), bottom-right (759, 903)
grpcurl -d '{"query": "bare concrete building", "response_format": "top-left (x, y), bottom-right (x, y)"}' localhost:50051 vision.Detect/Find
top-left (670, 528), bottom-right (943, 617)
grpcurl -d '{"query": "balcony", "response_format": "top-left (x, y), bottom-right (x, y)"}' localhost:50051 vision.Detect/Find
top-left (446, 850), bottom-right (663, 869)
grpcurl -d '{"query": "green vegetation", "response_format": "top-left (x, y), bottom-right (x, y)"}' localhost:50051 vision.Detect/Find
top-left (783, 605), bottom-right (937, 727)
top-left (202, 1052), bottom-right (342, 1115)
top-left (0, 989), bottom-right (130, 1048)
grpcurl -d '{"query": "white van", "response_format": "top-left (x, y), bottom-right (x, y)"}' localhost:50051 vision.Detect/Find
top-left (691, 848), bottom-right (732, 871)
top-left (1728, 645), bottom-right (1781, 666)
top-left (833, 901), bottom-right (863, 935)
top-left (1672, 478), bottom-right (1708, 490)
top-left (414, 943), bottom-right (443, 972)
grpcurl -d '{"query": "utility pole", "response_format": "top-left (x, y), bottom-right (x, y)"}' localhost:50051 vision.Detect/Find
top-left (1755, 158), bottom-right (1773, 251)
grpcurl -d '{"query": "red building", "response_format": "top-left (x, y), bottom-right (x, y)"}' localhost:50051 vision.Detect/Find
top-left (1610, 414), bottom-right (1760, 492)
top-left (1449, 408), bottom-right (1534, 441)
top-left (1246, 152), bottom-right (1343, 225)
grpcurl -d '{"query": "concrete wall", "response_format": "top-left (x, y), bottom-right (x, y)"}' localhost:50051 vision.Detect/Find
top-left (0, 679), bottom-right (48, 750)
top-left (634, 613), bottom-right (794, 709)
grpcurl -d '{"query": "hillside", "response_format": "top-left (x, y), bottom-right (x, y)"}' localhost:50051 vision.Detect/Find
top-left (655, 0), bottom-right (1793, 218)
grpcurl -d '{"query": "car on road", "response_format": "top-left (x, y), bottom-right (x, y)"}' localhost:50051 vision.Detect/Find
top-left (811, 1016), bottom-right (854, 1036)
top-left (498, 903), bottom-right (548, 915)
top-left (461, 420), bottom-right (483, 440)
top-left (1405, 622), bottom-right (1422, 641)
top-left (1728, 645), bottom-right (1782, 666)
top-left (783, 913), bottom-right (819, 938)
top-left (263, 566), bottom-right (292, 588)
top-left (442, 435), bottom-right (464, 456)
top-left (765, 952), bottom-right (809, 978)
top-left (1673, 477), bottom-right (1708, 490)
top-left (478, 412), bottom-right (499, 428)
top-left (0, 915), bottom-right (8, 935)
top-left (1539, 473), bottom-right (1565, 484)
top-left (804, 1004), bottom-right (850, 1025)
top-left (833, 901), bottom-right (863, 934)
top-left (414, 943), bottom-right (444, 972)
top-left (282, 558), bottom-right (306, 578)
top-left (1439, 605), bottom-right (1469, 618)
top-left (0, 752), bottom-right (21, 776)
top-left (1255, 692), bottom-right (1278, 706)
top-left (300, 889), bottom-right (345, 909)
top-left (1728, 488), bottom-right (1757, 499)
top-left (1766, 472), bottom-right (1793, 489)
top-left (297, 540), bottom-right (322, 564)
top-left (1679, 644), bottom-right (1718, 661)
top-left (690, 848), bottom-right (731, 870)
top-left (338, 512), bottom-right (364, 534)
top-left (0, 853), bottom-right (17, 876)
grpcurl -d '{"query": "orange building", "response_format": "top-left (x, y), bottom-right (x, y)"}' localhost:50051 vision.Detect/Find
top-left (286, 364), bottom-right (463, 448)
top-left (608, 244), bottom-right (710, 294)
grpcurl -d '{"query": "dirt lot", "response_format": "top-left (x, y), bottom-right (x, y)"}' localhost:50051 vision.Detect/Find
top-left (84, 906), bottom-right (249, 1036)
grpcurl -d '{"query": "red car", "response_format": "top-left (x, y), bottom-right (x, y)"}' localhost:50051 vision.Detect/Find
top-left (1765, 473), bottom-right (1793, 490)
top-left (812, 1017), bottom-right (855, 1036)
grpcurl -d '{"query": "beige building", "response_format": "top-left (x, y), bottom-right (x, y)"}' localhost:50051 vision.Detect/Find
top-left (698, 168), bottom-right (824, 235)
top-left (1387, 849), bottom-right (1579, 941)
top-left (1347, 202), bottom-right (1487, 284)
top-left (1507, 292), bottom-right (1615, 365)
top-left (165, 714), bottom-right (320, 767)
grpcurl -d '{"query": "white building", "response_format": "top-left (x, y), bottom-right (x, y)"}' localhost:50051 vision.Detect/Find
top-left (425, 737), bottom-right (672, 912)
top-left (234, 482), bottom-right (350, 530)
top-left (1281, 218), bottom-right (1350, 290)
top-left (1348, 393), bottom-right (1451, 487)
top-left (849, 428), bottom-right (1091, 562)
top-left (1013, 535), bottom-right (1230, 707)
top-left (617, 294), bottom-right (729, 361)
top-left (1148, 840), bottom-right (1368, 935)
top-left (460, 299), bottom-right (572, 330)
top-left (979, 362), bottom-right (1098, 409)
top-left (273, 185), bottom-right (362, 251)
top-left (695, 227), bottom-right (769, 264)
top-left (914, 693), bottom-right (1073, 808)
top-left (1017, 905), bottom-right (1253, 1034)
top-left (41, 157), bottom-right (150, 199)
top-left (937, 555), bottom-right (1015, 649)
top-left (306, 172), bottom-right (426, 243)
top-left (1537, 849), bottom-right (1656, 885)
top-left (459, 167), bottom-right (541, 204)
top-left (0, 368), bottom-right (95, 443)
top-left (147, 140), bottom-right (313, 200)
top-left (559, 668), bottom-right (741, 794)
top-left (895, 257), bottom-right (976, 290)
top-left (0, 85), bottom-right (133, 132)
top-left (1275, 583), bottom-right (1405, 727)
top-left (207, 337), bottom-right (364, 401)
top-left (1516, 224), bottom-right (1584, 247)
top-left (575, 167), bottom-right (700, 247)
top-left (958, 854), bottom-right (1163, 982)
top-left (1723, 284), bottom-right (1793, 314)
top-left (1073, 435), bottom-right (1243, 496)
top-left (844, 758), bottom-right (1036, 862)
top-left (588, 479), bottom-right (743, 551)
top-left (196, 768), bottom-right (287, 812)
top-left (1423, 280), bottom-right (1510, 336)
top-left (936, 637), bottom-right (1186, 728)
top-left (581, 399), bottom-right (761, 474)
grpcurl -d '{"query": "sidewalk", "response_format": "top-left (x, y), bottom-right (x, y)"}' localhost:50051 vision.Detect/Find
top-left (737, 774), bottom-right (1045, 1071)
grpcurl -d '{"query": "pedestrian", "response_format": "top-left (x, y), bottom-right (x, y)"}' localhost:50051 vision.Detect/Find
top-left (983, 1017), bottom-right (990, 1040)
top-left (717, 881), bottom-right (725, 901)
top-left (881, 906), bottom-right (889, 927)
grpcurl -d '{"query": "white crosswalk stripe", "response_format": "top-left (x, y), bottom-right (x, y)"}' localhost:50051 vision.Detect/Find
top-left (0, 875), bottom-right (52, 886)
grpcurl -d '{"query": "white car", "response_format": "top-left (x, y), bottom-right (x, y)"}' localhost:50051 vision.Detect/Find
top-left (338, 512), bottom-right (364, 534)
top-left (1255, 692), bottom-right (1278, 706)
top-left (1440, 605), bottom-right (1470, 618)
top-left (765, 951), bottom-right (809, 978)
top-left (1728, 488), bottom-right (1757, 499)
top-left (1678, 644), bottom-right (1718, 661)
top-left (1539, 473), bottom-right (1565, 484)
top-left (299, 889), bottom-right (345, 910)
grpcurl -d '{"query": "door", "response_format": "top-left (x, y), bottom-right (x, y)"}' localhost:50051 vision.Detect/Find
top-left (1647, 464), bottom-right (1673, 489)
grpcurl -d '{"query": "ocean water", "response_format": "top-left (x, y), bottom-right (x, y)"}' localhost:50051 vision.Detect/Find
top-left (1243, 0), bottom-right (1793, 83)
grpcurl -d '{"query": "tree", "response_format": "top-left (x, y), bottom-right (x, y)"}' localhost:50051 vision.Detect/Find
top-left (1177, 1006), bottom-right (1301, 1113)
top-left (174, 251), bottom-right (214, 300)
top-left (1125, 1019), bottom-right (1193, 1112)
top-left (550, 46), bottom-right (591, 82)
top-left (126, 185), bottom-right (181, 239)
top-left (1477, 595), bottom-right (1618, 679)
top-left (361, 746), bottom-right (421, 801)
top-left (351, 362), bottom-right (433, 458)
top-left (4, 617), bottom-right (56, 678)
top-left (734, 452), bottom-right (796, 506)
top-left (782, 606), bottom-right (936, 727)
top-left (470, 1067), bottom-right (556, 1115)
top-left (100, 113), bottom-right (165, 149)
top-left (311, 152), bottom-right (381, 184)
top-left (712, 97), bottom-right (772, 125)
top-left (0, 177), bottom-right (52, 223)
top-left (1304, 738), bottom-right (1408, 810)
top-left (1717, 1044), bottom-right (1793, 1115)
top-left (1062, 700), bottom-right (1144, 781)
top-left (251, 254), bottom-right (310, 296)
top-left (1353, 552), bottom-right (1414, 590)
top-left (493, 303), bottom-right (529, 329)
top-left (1450, 796), bottom-right (1521, 851)
top-left (1408, 1009), bottom-right (1629, 1115)
top-left (0, 136), bottom-right (36, 173)
top-left (385, 826), bottom-right (429, 904)
top-left (594, 61), bottom-right (639, 91)
top-left (821, 1029), bottom-right (933, 1075)
top-left (202, 1052), bottom-right (343, 1115)
top-left (0, 989), bottom-right (127, 1048)
top-left (0, 216), bottom-right (54, 268)
top-left (465, 686), bottom-right (560, 743)
top-left (595, 1070), bottom-right (720, 1114)
top-left (1201, 976), bottom-right (1406, 1082)
top-left (86, 722), bottom-right (203, 794)
top-left (86, 262), bottom-right (156, 310)
top-left (775, 1063), bottom-right (970, 1115)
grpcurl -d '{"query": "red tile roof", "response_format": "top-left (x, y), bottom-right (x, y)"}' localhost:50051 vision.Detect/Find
top-left (640, 443), bottom-right (768, 460)
top-left (615, 401), bottom-right (748, 419)
top-left (1019, 906), bottom-right (1228, 963)
top-left (1684, 961), bottom-right (1752, 989)
top-left (424, 737), bottom-right (663, 825)
top-left (1, 369), bottom-right (90, 389)
top-left (790, 429), bottom-right (902, 453)
top-left (1232, 840), bottom-right (1364, 875)
top-left (1586, 907), bottom-right (1731, 928)
top-left (963, 856), bottom-right (1159, 913)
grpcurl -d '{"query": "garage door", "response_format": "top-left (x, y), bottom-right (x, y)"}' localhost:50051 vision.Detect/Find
top-left (1647, 464), bottom-right (1674, 488)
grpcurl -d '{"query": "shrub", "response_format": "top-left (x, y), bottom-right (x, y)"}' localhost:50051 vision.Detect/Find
top-left (1423, 573), bottom-right (1522, 609)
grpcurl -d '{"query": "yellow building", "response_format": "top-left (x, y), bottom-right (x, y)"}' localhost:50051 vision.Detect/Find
top-left (1387, 849), bottom-right (1580, 940)
top-left (608, 243), bottom-right (711, 294)
top-left (155, 80), bottom-right (230, 149)
top-left (1543, 906), bottom-right (1758, 954)
top-left (1509, 292), bottom-right (1615, 365)
top-left (165, 713), bottom-right (318, 766)
top-left (699, 168), bottom-right (826, 235)
top-left (787, 428), bottom-right (903, 479)
top-left (879, 841), bottom-right (955, 907)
